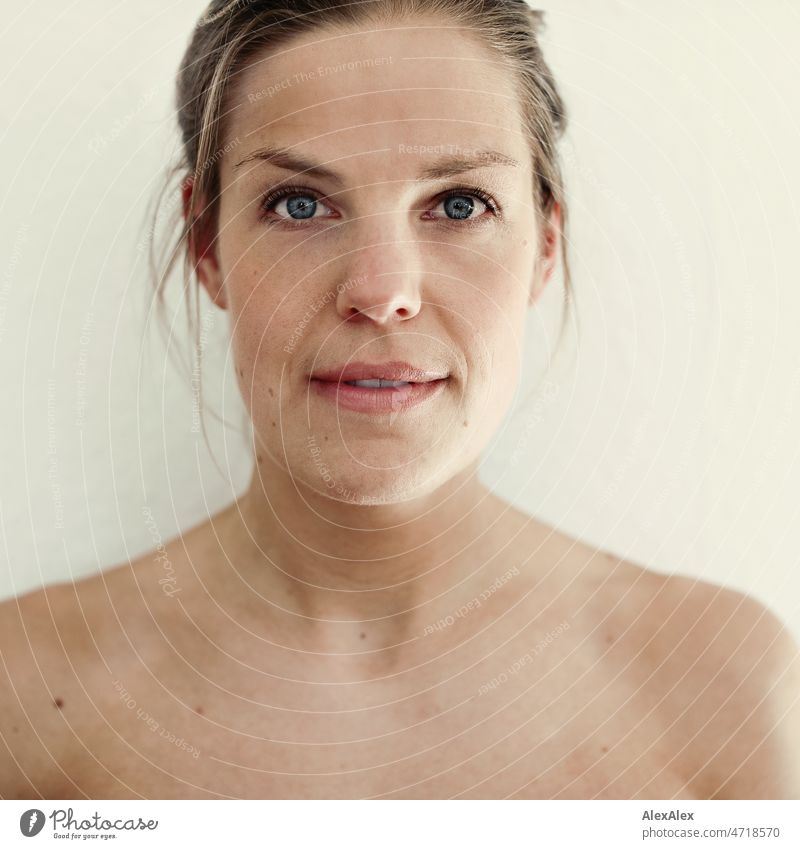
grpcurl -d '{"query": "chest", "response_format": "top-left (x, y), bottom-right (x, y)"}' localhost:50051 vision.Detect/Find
top-left (49, 649), bottom-right (699, 800)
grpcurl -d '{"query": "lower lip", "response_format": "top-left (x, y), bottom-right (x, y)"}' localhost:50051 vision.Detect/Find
top-left (309, 379), bottom-right (449, 414)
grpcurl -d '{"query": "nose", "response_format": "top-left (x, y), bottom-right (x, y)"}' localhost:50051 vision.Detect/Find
top-left (335, 223), bottom-right (423, 325)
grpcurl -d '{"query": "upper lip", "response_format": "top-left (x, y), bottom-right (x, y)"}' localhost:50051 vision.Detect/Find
top-left (309, 361), bottom-right (450, 384)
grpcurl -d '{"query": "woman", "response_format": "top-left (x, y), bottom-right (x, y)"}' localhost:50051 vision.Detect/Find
top-left (1, 0), bottom-right (798, 800)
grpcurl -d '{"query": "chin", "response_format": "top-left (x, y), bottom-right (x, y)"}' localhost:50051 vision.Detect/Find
top-left (293, 453), bottom-right (455, 506)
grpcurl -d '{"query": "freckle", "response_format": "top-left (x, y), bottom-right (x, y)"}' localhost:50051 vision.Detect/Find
top-left (194, 706), bottom-right (204, 715)
top-left (268, 388), bottom-right (274, 397)
top-left (12, 725), bottom-right (18, 733)
top-left (238, 368), bottom-right (244, 378)
top-left (605, 634), bottom-right (614, 645)
top-left (463, 421), bottom-right (468, 428)
top-left (257, 455), bottom-right (263, 464)
top-left (271, 421), bottom-right (276, 428)
top-left (360, 632), bottom-right (366, 640)
top-left (600, 745), bottom-right (608, 754)
top-left (324, 436), bottom-right (328, 442)
top-left (54, 697), bottom-right (64, 709)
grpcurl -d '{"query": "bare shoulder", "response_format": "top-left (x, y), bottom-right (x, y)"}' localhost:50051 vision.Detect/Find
top-left (0, 552), bottom-right (182, 799)
top-left (517, 520), bottom-right (799, 798)
top-left (565, 538), bottom-right (800, 799)
top-left (0, 579), bottom-right (94, 798)
top-left (639, 570), bottom-right (800, 799)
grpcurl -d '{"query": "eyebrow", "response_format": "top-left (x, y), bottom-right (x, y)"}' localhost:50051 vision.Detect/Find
top-left (233, 144), bottom-right (520, 184)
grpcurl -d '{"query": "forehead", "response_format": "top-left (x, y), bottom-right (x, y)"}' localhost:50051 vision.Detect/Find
top-left (223, 18), bottom-right (530, 183)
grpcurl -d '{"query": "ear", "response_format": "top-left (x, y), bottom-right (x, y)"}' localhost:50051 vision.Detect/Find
top-left (182, 176), bottom-right (227, 310)
top-left (529, 202), bottom-right (561, 307)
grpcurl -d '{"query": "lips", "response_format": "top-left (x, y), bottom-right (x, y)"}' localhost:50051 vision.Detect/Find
top-left (309, 361), bottom-right (449, 385)
top-left (308, 360), bottom-right (450, 415)
top-left (310, 374), bottom-right (449, 415)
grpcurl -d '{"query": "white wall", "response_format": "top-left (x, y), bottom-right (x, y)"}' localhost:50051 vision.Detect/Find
top-left (1, 1), bottom-right (798, 639)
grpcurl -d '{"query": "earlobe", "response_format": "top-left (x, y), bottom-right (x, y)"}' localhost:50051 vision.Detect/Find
top-left (181, 175), bottom-right (227, 310)
top-left (196, 252), bottom-right (227, 311)
top-left (181, 175), bottom-right (194, 221)
top-left (529, 203), bottom-right (561, 306)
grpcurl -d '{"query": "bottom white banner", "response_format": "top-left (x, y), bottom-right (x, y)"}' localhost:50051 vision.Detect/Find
top-left (1, 799), bottom-right (798, 847)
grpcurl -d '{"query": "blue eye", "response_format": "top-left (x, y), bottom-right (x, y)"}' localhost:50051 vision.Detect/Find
top-left (284, 195), bottom-right (317, 220)
top-left (261, 186), bottom-right (336, 222)
top-left (430, 188), bottom-right (497, 223)
top-left (444, 195), bottom-right (475, 220)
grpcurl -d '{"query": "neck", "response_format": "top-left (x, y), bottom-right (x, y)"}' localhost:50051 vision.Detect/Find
top-left (210, 454), bottom-right (522, 658)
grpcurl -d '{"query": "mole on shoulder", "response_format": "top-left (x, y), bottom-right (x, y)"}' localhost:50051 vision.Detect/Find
top-left (53, 697), bottom-right (64, 709)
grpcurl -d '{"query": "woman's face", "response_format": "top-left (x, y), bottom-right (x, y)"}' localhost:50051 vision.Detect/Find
top-left (195, 18), bottom-right (558, 505)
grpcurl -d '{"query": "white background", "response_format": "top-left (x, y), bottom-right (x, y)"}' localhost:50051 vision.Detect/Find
top-left (1, 0), bottom-right (798, 640)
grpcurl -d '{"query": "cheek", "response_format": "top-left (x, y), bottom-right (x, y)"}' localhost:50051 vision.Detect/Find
top-left (227, 281), bottom-right (335, 436)
top-left (461, 245), bottom-right (531, 410)
top-left (472, 308), bottom-right (525, 412)
top-left (225, 278), bottom-right (292, 410)
top-left (464, 244), bottom-right (531, 350)
top-left (219, 228), bottom-right (339, 426)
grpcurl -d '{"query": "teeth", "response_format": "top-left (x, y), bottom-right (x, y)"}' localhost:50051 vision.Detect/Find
top-left (345, 379), bottom-right (412, 388)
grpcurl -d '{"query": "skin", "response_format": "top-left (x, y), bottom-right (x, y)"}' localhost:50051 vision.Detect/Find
top-left (1, 16), bottom-right (799, 801)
